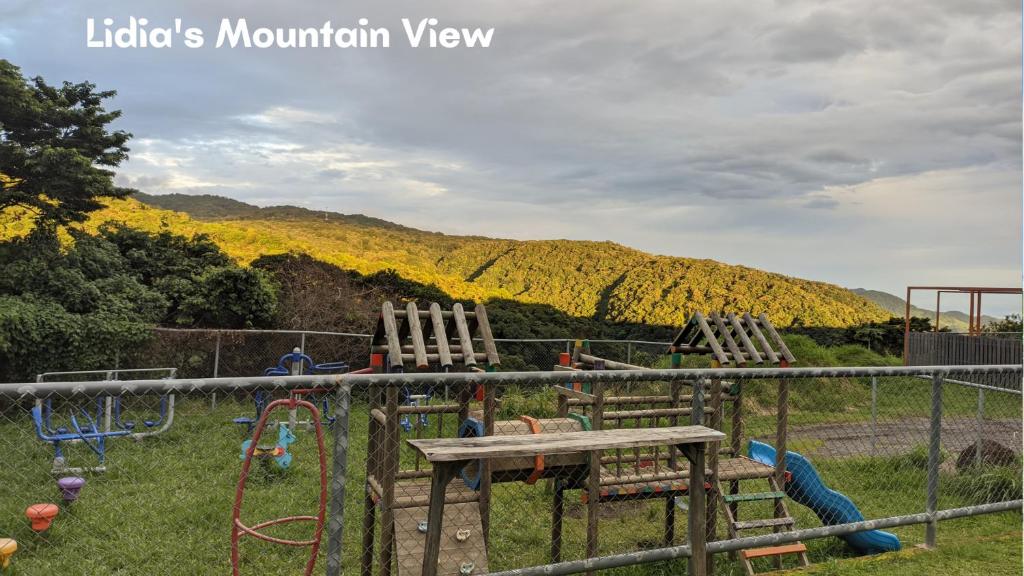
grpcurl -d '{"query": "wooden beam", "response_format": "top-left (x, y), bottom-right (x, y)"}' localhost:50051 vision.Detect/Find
top-left (555, 386), bottom-right (595, 402)
top-left (405, 302), bottom-right (429, 369)
top-left (758, 314), bottom-right (795, 363)
top-left (728, 313), bottom-right (763, 364)
top-left (743, 312), bottom-right (778, 364)
top-left (695, 312), bottom-right (729, 366)
top-left (474, 304), bottom-right (501, 366)
top-left (451, 303), bottom-right (477, 367)
top-left (381, 302), bottom-right (404, 369)
top-left (710, 312), bottom-right (745, 367)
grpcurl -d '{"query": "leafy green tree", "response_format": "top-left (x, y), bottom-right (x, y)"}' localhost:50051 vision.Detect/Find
top-left (0, 59), bottom-right (133, 229)
top-left (985, 314), bottom-right (1022, 334)
top-left (180, 266), bottom-right (277, 328)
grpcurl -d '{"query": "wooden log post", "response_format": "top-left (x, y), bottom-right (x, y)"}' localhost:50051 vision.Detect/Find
top-left (379, 381), bottom-right (400, 576)
top-left (585, 380), bottom-right (605, 575)
top-left (683, 442), bottom-right (708, 576)
top-left (360, 354), bottom-right (385, 576)
top-left (773, 375), bottom-right (789, 571)
top-left (381, 302), bottom-right (404, 371)
top-left (729, 378), bottom-right (743, 524)
top-left (480, 374), bottom-right (497, 546)
top-left (361, 384), bottom-right (381, 576)
top-left (665, 352), bottom-right (683, 546)
top-left (405, 302), bottom-right (429, 369)
top-left (706, 372), bottom-right (723, 572)
top-left (550, 479), bottom-right (565, 562)
top-left (420, 461), bottom-right (463, 576)
top-left (451, 303), bottom-right (477, 367)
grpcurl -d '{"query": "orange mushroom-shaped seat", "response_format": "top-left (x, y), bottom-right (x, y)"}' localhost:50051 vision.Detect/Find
top-left (0, 538), bottom-right (16, 569)
top-left (25, 504), bottom-right (59, 532)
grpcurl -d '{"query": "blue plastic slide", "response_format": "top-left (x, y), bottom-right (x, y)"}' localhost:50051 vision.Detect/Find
top-left (748, 440), bottom-right (901, 555)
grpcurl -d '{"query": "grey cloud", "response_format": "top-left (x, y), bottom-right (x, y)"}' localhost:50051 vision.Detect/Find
top-left (0, 0), bottom-right (1019, 297)
top-left (803, 196), bottom-right (840, 210)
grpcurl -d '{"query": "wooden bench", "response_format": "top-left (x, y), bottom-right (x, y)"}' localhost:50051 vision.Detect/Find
top-left (408, 425), bottom-right (726, 576)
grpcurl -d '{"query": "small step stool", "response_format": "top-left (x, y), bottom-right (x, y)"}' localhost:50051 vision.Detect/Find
top-left (719, 475), bottom-right (809, 575)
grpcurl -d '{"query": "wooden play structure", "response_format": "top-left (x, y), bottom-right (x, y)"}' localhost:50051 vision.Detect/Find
top-left (362, 304), bottom-right (809, 576)
top-left (361, 301), bottom-right (501, 576)
top-left (408, 425), bottom-right (724, 576)
top-left (556, 311), bottom-right (809, 575)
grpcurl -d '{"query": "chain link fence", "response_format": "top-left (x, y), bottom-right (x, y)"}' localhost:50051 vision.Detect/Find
top-left (1, 360), bottom-right (1020, 575)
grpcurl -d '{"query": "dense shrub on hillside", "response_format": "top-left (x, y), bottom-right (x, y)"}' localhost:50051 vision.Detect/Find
top-left (0, 227), bottom-right (277, 381)
top-left (784, 316), bottom-right (939, 356)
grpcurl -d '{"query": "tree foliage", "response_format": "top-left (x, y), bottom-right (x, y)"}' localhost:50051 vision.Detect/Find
top-left (0, 225), bottom-right (278, 381)
top-left (984, 314), bottom-right (1022, 334)
top-left (88, 196), bottom-right (892, 330)
top-left (0, 59), bottom-right (133, 229)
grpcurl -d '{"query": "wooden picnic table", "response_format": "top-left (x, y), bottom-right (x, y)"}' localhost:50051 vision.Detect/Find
top-left (408, 425), bottom-right (726, 576)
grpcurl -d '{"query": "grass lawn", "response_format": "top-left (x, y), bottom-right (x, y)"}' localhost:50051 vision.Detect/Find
top-left (788, 528), bottom-right (1022, 576)
top-left (0, 384), bottom-right (1019, 575)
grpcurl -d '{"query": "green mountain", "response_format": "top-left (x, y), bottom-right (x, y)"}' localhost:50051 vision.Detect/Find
top-left (850, 289), bottom-right (996, 331)
top-left (83, 194), bottom-right (891, 329)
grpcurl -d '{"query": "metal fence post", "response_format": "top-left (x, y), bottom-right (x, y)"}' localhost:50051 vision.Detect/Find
top-left (975, 388), bottom-right (985, 468)
top-left (926, 373), bottom-right (943, 548)
top-left (626, 341), bottom-right (633, 366)
top-left (326, 383), bottom-right (352, 576)
top-left (691, 378), bottom-right (705, 426)
top-left (870, 377), bottom-right (878, 456)
top-left (212, 331), bottom-right (221, 410)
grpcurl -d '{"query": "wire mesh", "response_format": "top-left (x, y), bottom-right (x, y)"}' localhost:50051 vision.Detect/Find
top-left (0, 344), bottom-right (1019, 575)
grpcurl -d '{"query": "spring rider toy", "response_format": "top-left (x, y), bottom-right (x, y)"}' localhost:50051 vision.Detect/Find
top-left (399, 389), bottom-right (432, 432)
top-left (233, 348), bottom-right (346, 433)
top-left (240, 423), bottom-right (296, 469)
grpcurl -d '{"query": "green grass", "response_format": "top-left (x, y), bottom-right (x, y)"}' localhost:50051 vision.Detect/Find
top-left (789, 529), bottom-right (1022, 576)
top-left (0, 390), bottom-right (1019, 575)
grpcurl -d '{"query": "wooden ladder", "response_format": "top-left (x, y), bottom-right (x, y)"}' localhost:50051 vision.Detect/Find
top-left (719, 475), bottom-right (810, 575)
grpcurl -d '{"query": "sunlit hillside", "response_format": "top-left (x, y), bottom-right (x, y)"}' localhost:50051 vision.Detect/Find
top-left (72, 195), bottom-right (888, 328)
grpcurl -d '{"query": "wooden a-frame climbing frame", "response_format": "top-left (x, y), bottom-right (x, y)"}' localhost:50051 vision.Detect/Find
top-left (362, 302), bottom-right (500, 576)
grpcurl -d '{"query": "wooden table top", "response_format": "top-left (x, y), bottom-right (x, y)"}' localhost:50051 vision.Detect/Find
top-left (408, 425), bottom-right (725, 462)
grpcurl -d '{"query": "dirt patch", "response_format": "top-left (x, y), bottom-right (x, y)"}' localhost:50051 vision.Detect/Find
top-left (758, 417), bottom-right (1022, 460)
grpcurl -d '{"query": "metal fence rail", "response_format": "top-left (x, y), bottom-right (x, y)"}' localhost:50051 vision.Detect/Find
top-left (1, 363), bottom-right (1020, 575)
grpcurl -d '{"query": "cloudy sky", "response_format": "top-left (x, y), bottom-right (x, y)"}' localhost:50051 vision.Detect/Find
top-left (2, 0), bottom-right (1021, 315)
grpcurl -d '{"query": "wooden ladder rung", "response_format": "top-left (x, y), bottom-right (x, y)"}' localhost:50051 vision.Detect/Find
top-left (723, 490), bottom-right (786, 503)
top-left (732, 517), bottom-right (795, 531)
top-left (740, 543), bottom-right (807, 560)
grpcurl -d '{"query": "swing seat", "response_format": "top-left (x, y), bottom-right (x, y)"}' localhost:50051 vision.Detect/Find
top-left (253, 445), bottom-right (285, 459)
top-left (56, 427), bottom-right (69, 434)
top-left (234, 417), bottom-right (256, 426)
top-left (143, 420), bottom-right (158, 428)
top-left (123, 421), bottom-right (137, 430)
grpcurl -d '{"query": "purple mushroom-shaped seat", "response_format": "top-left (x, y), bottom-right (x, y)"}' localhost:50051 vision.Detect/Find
top-left (57, 477), bottom-right (86, 503)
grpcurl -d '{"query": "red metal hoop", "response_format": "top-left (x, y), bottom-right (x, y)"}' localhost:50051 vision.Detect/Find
top-left (230, 398), bottom-right (327, 576)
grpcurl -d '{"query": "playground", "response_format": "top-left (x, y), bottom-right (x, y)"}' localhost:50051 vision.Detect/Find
top-left (0, 303), bottom-right (1020, 575)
